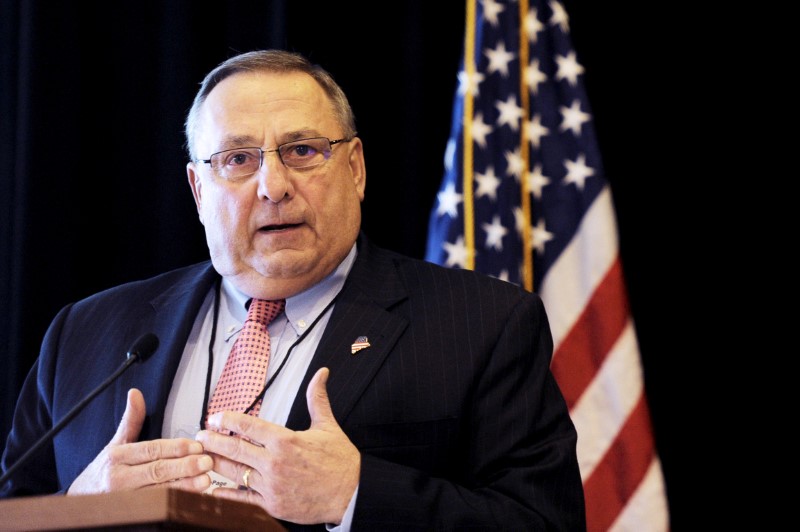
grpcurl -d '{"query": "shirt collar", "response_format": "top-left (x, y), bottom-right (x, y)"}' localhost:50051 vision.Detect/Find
top-left (221, 243), bottom-right (357, 332)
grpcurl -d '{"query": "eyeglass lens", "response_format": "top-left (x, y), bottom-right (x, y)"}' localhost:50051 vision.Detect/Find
top-left (210, 137), bottom-right (334, 180)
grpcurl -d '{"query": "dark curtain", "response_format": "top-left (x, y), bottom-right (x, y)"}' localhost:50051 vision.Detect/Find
top-left (1, 0), bottom-right (686, 525)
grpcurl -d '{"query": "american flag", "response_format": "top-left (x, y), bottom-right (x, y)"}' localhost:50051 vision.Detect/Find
top-left (425, 1), bottom-right (670, 530)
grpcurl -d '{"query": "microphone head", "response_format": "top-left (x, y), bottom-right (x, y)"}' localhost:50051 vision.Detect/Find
top-left (126, 333), bottom-right (159, 362)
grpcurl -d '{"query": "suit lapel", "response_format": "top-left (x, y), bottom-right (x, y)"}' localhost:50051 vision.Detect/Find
top-left (112, 238), bottom-right (409, 435)
top-left (286, 236), bottom-right (408, 430)
top-left (121, 262), bottom-right (219, 439)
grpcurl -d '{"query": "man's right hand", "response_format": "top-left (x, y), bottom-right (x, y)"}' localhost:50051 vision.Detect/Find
top-left (67, 388), bottom-right (213, 494)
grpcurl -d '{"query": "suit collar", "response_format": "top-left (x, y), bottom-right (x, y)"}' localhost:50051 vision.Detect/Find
top-left (128, 262), bottom-right (219, 439)
top-left (285, 233), bottom-right (409, 429)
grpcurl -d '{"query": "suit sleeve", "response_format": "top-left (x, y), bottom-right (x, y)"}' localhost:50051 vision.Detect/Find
top-left (0, 304), bottom-right (71, 497)
top-left (352, 294), bottom-right (586, 530)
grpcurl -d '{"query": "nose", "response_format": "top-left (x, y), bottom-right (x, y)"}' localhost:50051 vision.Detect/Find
top-left (255, 152), bottom-right (293, 202)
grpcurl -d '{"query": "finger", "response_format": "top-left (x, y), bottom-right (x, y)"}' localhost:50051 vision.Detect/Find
top-left (306, 367), bottom-right (335, 429)
top-left (203, 411), bottom-right (282, 450)
top-left (164, 472), bottom-right (212, 493)
top-left (196, 425), bottom-right (268, 465)
top-left (109, 437), bottom-right (206, 465)
top-left (209, 483), bottom-right (263, 507)
top-left (129, 452), bottom-right (214, 485)
top-left (110, 388), bottom-right (146, 445)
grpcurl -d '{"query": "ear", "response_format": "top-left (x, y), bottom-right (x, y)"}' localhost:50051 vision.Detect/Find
top-left (348, 138), bottom-right (367, 201)
top-left (186, 162), bottom-right (204, 224)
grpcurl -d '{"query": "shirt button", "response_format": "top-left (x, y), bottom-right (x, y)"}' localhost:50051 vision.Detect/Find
top-left (297, 319), bottom-right (307, 328)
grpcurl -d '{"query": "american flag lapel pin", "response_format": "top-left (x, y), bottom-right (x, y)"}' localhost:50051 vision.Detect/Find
top-left (351, 336), bottom-right (370, 355)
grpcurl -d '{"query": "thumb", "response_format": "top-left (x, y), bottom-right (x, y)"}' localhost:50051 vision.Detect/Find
top-left (109, 388), bottom-right (146, 445)
top-left (306, 367), bottom-right (336, 429)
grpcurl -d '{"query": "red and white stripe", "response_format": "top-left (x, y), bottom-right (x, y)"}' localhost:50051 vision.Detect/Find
top-left (542, 186), bottom-right (669, 531)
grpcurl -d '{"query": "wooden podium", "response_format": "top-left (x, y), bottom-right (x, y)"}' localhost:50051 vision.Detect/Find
top-left (0, 487), bottom-right (285, 531)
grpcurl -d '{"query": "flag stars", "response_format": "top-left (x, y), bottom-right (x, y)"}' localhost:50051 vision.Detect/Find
top-left (475, 166), bottom-right (502, 200)
top-left (444, 138), bottom-right (456, 172)
top-left (481, 0), bottom-right (506, 26)
top-left (532, 218), bottom-right (555, 254)
top-left (495, 95), bottom-right (523, 130)
top-left (470, 112), bottom-right (493, 148)
top-left (443, 235), bottom-right (470, 268)
top-left (549, 0), bottom-right (570, 33)
top-left (482, 215), bottom-right (508, 251)
top-left (525, 113), bottom-right (549, 149)
top-left (504, 146), bottom-right (525, 179)
top-left (435, 182), bottom-right (463, 218)
top-left (560, 99), bottom-right (591, 136)
top-left (526, 58), bottom-right (547, 96)
top-left (527, 163), bottom-right (551, 199)
top-left (511, 207), bottom-right (553, 254)
top-left (513, 207), bottom-right (530, 236)
top-left (525, 8), bottom-right (544, 42)
top-left (484, 41), bottom-right (516, 77)
top-left (563, 153), bottom-right (595, 190)
top-left (556, 51), bottom-right (584, 86)
top-left (457, 69), bottom-right (485, 98)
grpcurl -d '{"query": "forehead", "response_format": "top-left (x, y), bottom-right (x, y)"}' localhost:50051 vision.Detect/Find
top-left (196, 71), bottom-right (338, 146)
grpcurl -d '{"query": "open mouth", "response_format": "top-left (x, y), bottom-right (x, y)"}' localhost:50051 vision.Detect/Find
top-left (259, 223), bottom-right (300, 232)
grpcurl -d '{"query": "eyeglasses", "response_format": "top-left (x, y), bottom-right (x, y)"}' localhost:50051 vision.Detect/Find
top-left (197, 136), bottom-right (354, 181)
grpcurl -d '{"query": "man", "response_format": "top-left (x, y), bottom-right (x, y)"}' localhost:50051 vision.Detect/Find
top-left (1, 50), bottom-right (586, 530)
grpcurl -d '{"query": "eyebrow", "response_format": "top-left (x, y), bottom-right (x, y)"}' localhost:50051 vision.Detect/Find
top-left (282, 130), bottom-right (323, 142)
top-left (215, 130), bottom-right (324, 151)
top-left (216, 135), bottom-right (262, 151)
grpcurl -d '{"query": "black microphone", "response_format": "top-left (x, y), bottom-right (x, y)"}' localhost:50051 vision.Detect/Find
top-left (0, 333), bottom-right (159, 487)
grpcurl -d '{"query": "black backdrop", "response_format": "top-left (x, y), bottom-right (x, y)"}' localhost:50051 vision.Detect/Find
top-left (1, 0), bottom-right (689, 526)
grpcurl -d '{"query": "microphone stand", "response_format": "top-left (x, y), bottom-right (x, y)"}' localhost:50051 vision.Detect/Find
top-left (0, 335), bottom-right (157, 487)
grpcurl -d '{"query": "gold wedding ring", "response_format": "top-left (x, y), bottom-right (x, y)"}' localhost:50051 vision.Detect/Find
top-left (242, 467), bottom-right (253, 489)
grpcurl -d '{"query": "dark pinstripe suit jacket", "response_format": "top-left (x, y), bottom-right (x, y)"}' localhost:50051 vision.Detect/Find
top-left (1, 233), bottom-right (585, 530)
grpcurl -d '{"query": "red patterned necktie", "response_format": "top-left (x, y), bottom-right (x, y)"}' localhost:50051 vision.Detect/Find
top-left (206, 298), bottom-right (285, 425)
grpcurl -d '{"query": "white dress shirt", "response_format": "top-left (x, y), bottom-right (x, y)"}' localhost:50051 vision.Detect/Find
top-left (162, 245), bottom-right (358, 529)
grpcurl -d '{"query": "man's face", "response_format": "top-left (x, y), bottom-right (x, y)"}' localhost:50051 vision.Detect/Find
top-left (186, 71), bottom-right (366, 299)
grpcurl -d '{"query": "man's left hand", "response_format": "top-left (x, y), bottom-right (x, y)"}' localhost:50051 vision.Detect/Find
top-left (195, 367), bottom-right (360, 525)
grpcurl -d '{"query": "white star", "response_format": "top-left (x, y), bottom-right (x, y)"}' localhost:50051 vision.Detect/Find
top-left (475, 166), bottom-right (502, 200)
top-left (517, 263), bottom-right (527, 285)
top-left (470, 112), bottom-right (493, 148)
top-left (563, 153), bottom-right (595, 191)
top-left (457, 69), bottom-right (485, 97)
top-left (560, 99), bottom-right (591, 136)
top-left (485, 41), bottom-right (516, 77)
top-left (435, 182), bottom-right (463, 218)
top-left (482, 215), bottom-right (508, 251)
top-left (525, 8), bottom-right (544, 43)
top-left (482, 0), bottom-right (506, 26)
top-left (525, 113), bottom-right (549, 149)
top-left (443, 235), bottom-right (470, 269)
top-left (444, 138), bottom-right (456, 172)
top-left (525, 58), bottom-right (547, 96)
top-left (549, 1), bottom-right (570, 33)
top-left (513, 206), bottom-right (530, 236)
top-left (527, 163), bottom-right (550, 199)
top-left (556, 51), bottom-right (584, 86)
top-left (532, 217), bottom-right (554, 254)
top-left (504, 146), bottom-right (525, 180)
top-left (513, 208), bottom-right (547, 254)
top-left (495, 95), bottom-right (523, 131)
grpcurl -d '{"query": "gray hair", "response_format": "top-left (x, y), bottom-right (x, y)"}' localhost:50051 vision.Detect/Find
top-left (184, 49), bottom-right (357, 161)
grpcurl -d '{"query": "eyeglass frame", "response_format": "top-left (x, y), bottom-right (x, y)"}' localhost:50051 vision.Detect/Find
top-left (194, 136), bottom-right (355, 178)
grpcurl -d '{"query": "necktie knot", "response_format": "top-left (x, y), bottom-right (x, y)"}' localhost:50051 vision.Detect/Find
top-left (246, 298), bottom-right (286, 326)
